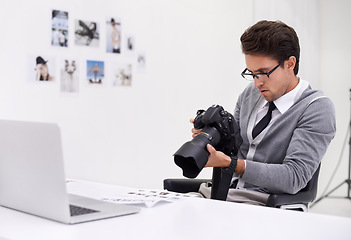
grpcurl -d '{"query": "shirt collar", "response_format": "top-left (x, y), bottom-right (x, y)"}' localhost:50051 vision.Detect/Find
top-left (260, 78), bottom-right (309, 114)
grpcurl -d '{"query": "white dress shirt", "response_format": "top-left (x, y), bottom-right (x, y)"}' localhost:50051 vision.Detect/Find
top-left (235, 78), bottom-right (310, 189)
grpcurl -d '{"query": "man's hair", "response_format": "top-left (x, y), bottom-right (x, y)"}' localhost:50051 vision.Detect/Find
top-left (240, 20), bottom-right (300, 75)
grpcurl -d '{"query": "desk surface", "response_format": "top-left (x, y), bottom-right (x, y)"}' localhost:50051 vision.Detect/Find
top-left (0, 180), bottom-right (350, 240)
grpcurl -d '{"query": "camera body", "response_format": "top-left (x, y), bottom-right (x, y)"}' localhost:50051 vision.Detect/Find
top-left (174, 105), bottom-right (240, 178)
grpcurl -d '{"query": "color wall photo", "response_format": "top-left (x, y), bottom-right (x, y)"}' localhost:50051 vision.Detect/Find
top-left (87, 60), bottom-right (105, 84)
top-left (51, 10), bottom-right (68, 47)
top-left (28, 54), bottom-right (56, 82)
top-left (106, 17), bottom-right (121, 54)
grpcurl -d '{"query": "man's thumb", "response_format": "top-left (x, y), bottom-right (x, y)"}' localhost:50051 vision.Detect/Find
top-left (207, 144), bottom-right (215, 153)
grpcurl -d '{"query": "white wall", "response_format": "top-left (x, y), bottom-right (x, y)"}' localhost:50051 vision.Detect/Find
top-left (317, 0), bottom-right (351, 199)
top-left (1, 0), bottom-right (349, 197)
top-left (253, 0), bottom-right (320, 89)
top-left (0, 0), bottom-right (253, 188)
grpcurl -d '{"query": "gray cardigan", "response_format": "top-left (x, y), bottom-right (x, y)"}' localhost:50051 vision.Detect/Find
top-left (235, 83), bottom-right (336, 194)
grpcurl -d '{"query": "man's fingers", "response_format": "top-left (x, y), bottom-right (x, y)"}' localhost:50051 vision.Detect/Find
top-left (207, 144), bottom-right (215, 153)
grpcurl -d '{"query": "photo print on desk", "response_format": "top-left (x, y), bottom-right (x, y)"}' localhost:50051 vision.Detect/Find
top-left (86, 60), bottom-right (105, 84)
top-left (106, 17), bottom-right (122, 54)
top-left (51, 10), bottom-right (68, 47)
top-left (75, 19), bottom-right (99, 47)
top-left (101, 189), bottom-right (201, 208)
top-left (60, 58), bottom-right (79, 93)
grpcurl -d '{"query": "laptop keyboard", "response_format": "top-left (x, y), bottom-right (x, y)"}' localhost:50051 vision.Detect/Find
top-left (69, 204), bottom-right (99, 216)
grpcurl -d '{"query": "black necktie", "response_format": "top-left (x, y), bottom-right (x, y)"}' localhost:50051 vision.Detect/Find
top-left (252, 101), bottom-right (276, 139)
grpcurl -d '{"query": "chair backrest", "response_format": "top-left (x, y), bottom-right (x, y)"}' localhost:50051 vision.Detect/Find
top-left (266, 164), bottom-right (321, 208)
top-left (300, 164), bottom-right (321, 200)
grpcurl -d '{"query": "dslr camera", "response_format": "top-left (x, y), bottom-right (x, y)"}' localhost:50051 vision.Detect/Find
top-left (174, 105), bottom-right (240, 178)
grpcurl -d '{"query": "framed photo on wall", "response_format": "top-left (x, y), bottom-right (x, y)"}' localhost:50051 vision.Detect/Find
top-left (51, 10), bottom-right (68, 47)
top-left (27, 54), bottom-right (56, 82)
top-left (106, 17), bottom-right (122, 54)
top-left (86, 60), bottom-right (105, 84)
top-left (60, 58), bottom-right (79, 93)
top-left (75, 20), bottom-right (100, 47)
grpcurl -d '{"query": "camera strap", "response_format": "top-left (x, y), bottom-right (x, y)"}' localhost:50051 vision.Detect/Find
top-left (210, 165), bottom-right (235, 200)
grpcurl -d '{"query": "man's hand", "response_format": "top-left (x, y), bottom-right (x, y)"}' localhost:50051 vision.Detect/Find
top-left (190, 118), bottom-right (202, 138)
top-left (205, 144), bottom-right (231, 168)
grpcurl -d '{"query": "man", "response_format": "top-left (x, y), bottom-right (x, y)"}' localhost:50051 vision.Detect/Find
top-left (192, 20), bottom-right (336, 205)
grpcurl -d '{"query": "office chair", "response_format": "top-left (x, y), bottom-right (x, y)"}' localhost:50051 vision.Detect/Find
top-left (164, 164), bottom-right (321, 212)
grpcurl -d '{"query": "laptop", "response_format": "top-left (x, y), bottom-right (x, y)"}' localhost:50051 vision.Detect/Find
top-left (0, 119), bottom-right (140, 224)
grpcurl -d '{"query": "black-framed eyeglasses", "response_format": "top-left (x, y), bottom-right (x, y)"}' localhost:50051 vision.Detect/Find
top-left (241, 60), bottom-right (285, 81)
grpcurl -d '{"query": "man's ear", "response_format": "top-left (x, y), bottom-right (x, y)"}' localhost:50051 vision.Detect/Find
top-left (286, 56), bottom-right (296, 72)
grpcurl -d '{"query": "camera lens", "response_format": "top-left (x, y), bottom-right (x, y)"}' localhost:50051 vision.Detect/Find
top-left (174, 126), bottom-right (221, 178)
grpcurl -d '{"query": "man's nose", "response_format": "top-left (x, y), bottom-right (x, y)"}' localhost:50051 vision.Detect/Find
top-left (254, 77), bottom-right (264, 88)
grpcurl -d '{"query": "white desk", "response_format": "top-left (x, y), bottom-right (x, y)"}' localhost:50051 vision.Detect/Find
top-left (0, 180), bottom-right (350, 240)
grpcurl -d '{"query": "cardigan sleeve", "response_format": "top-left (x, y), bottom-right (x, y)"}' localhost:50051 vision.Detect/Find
top-left (241, 95), bottom-right (336, 194)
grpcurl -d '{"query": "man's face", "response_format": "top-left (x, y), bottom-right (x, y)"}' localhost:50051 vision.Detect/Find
top-left (244, 55), bottom-right (296, 102)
